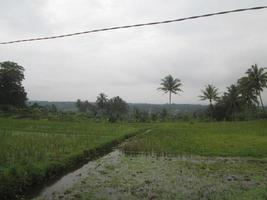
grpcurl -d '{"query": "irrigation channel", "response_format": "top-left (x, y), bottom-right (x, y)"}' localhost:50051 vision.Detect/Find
top-left (34, 150), bottom-right (123, 199)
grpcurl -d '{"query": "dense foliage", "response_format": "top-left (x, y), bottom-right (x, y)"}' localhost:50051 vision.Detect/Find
top-left (0, 61), bottom-right (27, 107)
top-left (210, 64), bottom-right (267, 121)
top-left (76, 93), bottom-right (128, 122)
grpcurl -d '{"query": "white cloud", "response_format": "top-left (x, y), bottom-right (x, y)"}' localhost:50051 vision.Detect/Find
top-left (0, 0), bottom-right (267, 104)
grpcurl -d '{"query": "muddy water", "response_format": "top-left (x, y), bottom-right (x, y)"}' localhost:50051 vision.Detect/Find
top-left (34, 150), bottom-right (267, 200)
top-left (34, 150), bottom-right (121, 200)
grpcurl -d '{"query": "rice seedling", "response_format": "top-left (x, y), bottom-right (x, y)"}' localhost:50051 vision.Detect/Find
top-left (121, 121), bottom-right (267, 157)
top-left (0, 118), bottom-right (141, 199)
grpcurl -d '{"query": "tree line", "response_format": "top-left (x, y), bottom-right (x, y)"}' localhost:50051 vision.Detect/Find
top-left (159, 64), bottom-right (267, 120)
top-left (1, 61), bottom-right (266, 122)
top-left (76, 93), bottom-right (128, 122)
top-left (201, 64), bottom-right (267, 120)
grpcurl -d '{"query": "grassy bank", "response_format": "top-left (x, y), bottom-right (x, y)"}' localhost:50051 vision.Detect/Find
top-left (0, 118), bottom-right (142, 199)
top-left (121, 121), bottom-right (267, 157)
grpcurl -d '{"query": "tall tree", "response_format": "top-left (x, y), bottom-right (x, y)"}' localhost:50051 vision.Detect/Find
top-left (246, 64), bottom-right (267, 112)
top-left (96, 93), bottom-right (108, 117)
top-left (223, 84), bottom-right (241, 120)
top-left (96, 93), bottom-right (108, 110)
top-left (199, 84), bottom-right (220, 108)
top-left (158, 75), bottom-right (182, 104)
top-left (106, 96), bottom-right (128, 122)
top-left (0, 61), bottom-right (27, 107)
top-left (237, 76), bottom-right (258, 108)
top-left (199, 84), bottom-right (219, 119)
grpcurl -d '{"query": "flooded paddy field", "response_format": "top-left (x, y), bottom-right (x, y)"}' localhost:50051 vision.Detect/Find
top-left (1, 119), bottom-right (267, 199)
top-left (34, 150), bottom-right (267, 200)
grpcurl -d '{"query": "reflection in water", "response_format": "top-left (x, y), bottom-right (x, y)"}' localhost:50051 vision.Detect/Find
top-left (35, 150), bottom-right (121, 199)
top-left (34, 150), bottom-right (267, 200)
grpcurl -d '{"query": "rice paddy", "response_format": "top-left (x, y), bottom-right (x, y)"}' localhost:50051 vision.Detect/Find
top-left (120, 121), bottom-right (267, 157)
top-left (0, 118), bottom-right (142, 199)
top-left (1, 118), bottom-right (267, 199)
top-left (34, 151), bottom-right (267, 200)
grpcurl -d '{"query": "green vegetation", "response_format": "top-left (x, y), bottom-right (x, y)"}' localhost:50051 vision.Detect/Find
top-left (0, 61), bottom-right (27, 107)
top-left (121, 121), bottom-right (267, 157)
top-left (245, 64), bottom-right (267, 112)
top-left (1, 60), bottom-right (266, 199)
top-left (76, 93), bottom-right (129, 122)
top-left (158, 74), bottom-right (183, 104)
top-left (1, 118), bottom-right (267, 199)
top-left (211, 64), bottom-right (267, 121)
top-left (0, 118), bottom-right (142, 199)
top-left (35, 150), bottom-right (267, 200)
top-left (199, 84), bottom-right (220, 119)
top-left (1, 61), bottom-right (266, 123)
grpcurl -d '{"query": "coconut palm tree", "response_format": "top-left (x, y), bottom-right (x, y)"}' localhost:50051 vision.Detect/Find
top-left (237, 76), bottom-right (258, 108)
top-left (223, 84), bottom-right (241, 120)
top-left (158, 75), bottom-right (182, 104)
top-left (199, 84), bottom-right (220, 107)
top-left (246, 64), bottom-right (267, 112)
top-left (96, 93), bottom-right (108, 110)
top-left (199, 84), bottom-right (219, 119)
top-left (96, 93), bottom-right (108, 117)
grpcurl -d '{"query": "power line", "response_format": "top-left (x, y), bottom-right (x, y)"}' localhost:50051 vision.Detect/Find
top-left (1, 6), bottom-right (267, 45)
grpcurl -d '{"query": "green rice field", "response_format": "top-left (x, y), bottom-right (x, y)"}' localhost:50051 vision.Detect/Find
top-left (0, 118), bottom-right (142, 199)
top-left (0, 118), bottom-right (267, 199)
top-left (121, 121), bottom-right (267, 157)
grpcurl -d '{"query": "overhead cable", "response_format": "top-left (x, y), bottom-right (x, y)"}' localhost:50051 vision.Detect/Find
top-left (1, 6), bottom-right (267, 45)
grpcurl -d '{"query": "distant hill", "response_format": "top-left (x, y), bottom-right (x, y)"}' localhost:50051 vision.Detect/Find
top-left (27, 101), bottom-right (77, 111)
top-left (28, 101), bottom-right (207, 113)
top-left (128, 103), bottom-right (207, 114)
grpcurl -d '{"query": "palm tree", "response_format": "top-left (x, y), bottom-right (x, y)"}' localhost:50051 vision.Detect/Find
top-left (96, 93), bottom-right (108, 109)
top-left (96, 93), bottom-right (108, 117)
top-left (199, 84), bottom-right (219, 118)
top-left (224, 84), bottom-right (241, 120)
top-left (158, 75), bottom-right (182, 104)
top-left (237, 76), bottom-right (258, 108)
top-left (246, 64), bottom-right (267, 112)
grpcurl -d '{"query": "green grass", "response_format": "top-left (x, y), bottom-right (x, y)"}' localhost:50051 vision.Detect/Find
top-left (121, 121), bottom-right (267, 157)
top-left (0, 118), bottom-right (141, 199)
top-left (1, 118), bottom-right (267, 199)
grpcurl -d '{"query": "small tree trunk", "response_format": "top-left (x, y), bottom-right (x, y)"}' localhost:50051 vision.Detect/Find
top-left (232, 104), bottom-right (236, 121)
top-left (259, 92), bottom-right (265, 112)
top-left (169, 91), bottom-right (172, 104)
top-left (232, 109), bottom-right (235, 121)
top-left (209, 99), bottom-right (213, 120)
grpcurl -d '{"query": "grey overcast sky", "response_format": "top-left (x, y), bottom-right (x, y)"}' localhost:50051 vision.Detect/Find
top-left (0, 0), bottom-right (267, 104)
